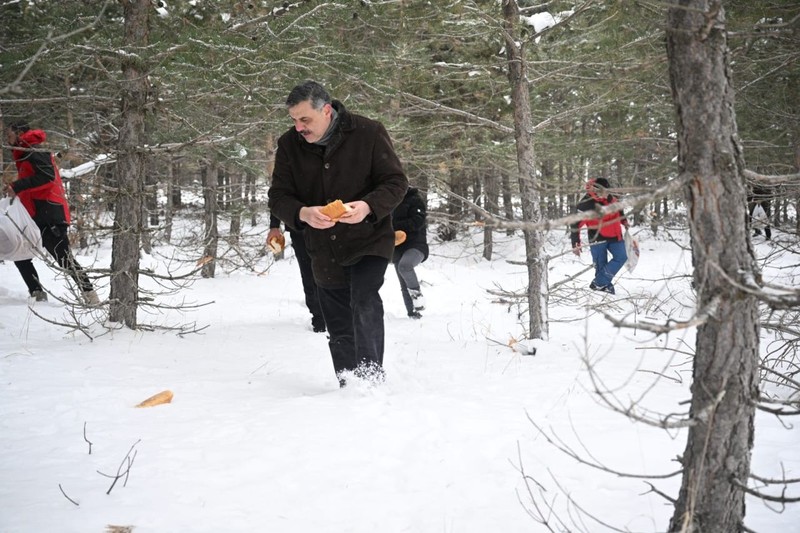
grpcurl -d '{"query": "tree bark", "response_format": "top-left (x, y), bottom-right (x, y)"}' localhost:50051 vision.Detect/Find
top-left (201, 160), bottom-right (219, 279)
top-left (164, 157), bottom-right (174, 244)
top-left (483, 172), bottom-right (499, 261)
top-left (109, 0), bottom-right (150, 327)
top-left (666, 2), bottom-right (760, 531)
top-left (502, 0), bottom-right (548, 339)
top-left (229, 168), bottom-right (242, 245)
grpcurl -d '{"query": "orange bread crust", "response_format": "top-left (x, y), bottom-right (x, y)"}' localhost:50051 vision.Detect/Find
top-left (320, 199), bottom-right (350, 220)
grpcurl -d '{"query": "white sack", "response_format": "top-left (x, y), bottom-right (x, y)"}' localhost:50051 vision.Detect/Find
top-left (752, 204), bottom-right (768, 230)
top-left (0, 197), bottom-right (43, 261)
top-left (624, 230), bottom-right (640, 273)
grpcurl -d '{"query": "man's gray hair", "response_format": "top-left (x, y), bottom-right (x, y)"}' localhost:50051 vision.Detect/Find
top-left (286, 80), bottom-right (331, 110)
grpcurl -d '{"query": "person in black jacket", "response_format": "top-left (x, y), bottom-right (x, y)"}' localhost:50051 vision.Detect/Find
top-left (267, 214), bottom-right (326, 333)
top-left (392, 187), bottom-right (428, 319)
top-left (267, 81), bottom-right (407, 386)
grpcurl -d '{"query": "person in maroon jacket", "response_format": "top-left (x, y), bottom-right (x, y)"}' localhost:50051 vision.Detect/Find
top-left (569, 177), bottom-right (629, 295)
top-left (5, 122), bottom-right (99, 305)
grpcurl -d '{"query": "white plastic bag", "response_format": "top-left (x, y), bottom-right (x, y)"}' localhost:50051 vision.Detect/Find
top-left (751, 204), bottom-right (768, 230)
top-left (624, 230), bottom-right (640, 273)
top-left (0, 197), bottom-right (43, 261)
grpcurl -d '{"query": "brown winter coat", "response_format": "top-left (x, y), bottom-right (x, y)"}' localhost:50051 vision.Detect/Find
top-left (268, 101), bottom-right (408, 287)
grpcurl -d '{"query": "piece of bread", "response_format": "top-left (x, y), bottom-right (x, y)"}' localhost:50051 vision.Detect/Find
top-left (268, 234), bottom-right (286, 254)
top-left (394, 230), bottom-right (407, 246)
top-left (320, 199), bottom-right (350, 221)
top-left (135, 390), bottom-right (174, 408)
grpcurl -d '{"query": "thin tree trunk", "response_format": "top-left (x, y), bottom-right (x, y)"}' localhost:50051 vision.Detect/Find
top-left (483, 172), bottom-right (499, 261)
top-left (109, 0), bottom-right (149, 327)
top-left (171, 158), bottom-right (182, 209)
top-left (245, 169), bottom-right (258, 227)
top-left (140, 158), bottom-right (154, 255)
top-left (146, 158), bottom-right (159, 227)
top-left (201, 160), bottom-right (219, 279)
top-left (666, 2), bottom-right (760, 531)
top-left (64, 75), bottom-right (89, 250)
top-left (164, 157), bottom-right (174, 243)
top-left (502, 0), bottom-right (548, 340)
top-left (229, 169), bottom-right (242, 245)
top-left (501, 172), bottom-right (514, 236)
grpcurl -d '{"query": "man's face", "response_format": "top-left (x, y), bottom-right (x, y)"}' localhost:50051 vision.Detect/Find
top-left (288, 100), bottom-right (332, 144)
top-left (6, 128), bottom-right (17, 146)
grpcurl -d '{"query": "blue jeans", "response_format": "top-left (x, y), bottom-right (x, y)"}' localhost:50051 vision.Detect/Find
top-left (590, 239), bottom-right (627, 287)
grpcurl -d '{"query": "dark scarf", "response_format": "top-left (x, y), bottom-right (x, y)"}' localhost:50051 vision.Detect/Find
top-left (313, 107), bottom-right (340, 147)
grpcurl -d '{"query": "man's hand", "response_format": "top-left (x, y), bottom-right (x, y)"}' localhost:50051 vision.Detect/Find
top-left (336, 200), bottom-right (371, 224)
top-left (572, 244), bottom-right (582, 256)
top-left (299, 206), bottom-right (337, 229)
top-left (266, 227), bottom-right (282, 243)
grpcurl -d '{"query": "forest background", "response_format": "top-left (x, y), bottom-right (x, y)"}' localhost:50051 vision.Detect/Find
top-left (1, 1), bottom-right (799, 532)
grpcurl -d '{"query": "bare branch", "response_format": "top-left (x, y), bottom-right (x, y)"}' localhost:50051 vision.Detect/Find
top-left (58, 484), bottom-right (79, 507)
top-left (98, 440), bottom-right (141, 495)
top-left (84, 422), bottom-right (93, 455)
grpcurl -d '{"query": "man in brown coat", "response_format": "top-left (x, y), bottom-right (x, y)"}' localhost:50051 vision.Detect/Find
top-left (268, 81), bottom-right (408, 386)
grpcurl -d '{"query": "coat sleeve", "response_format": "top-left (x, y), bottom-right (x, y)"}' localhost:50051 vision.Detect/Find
top-left (393, 193), bottom-right (426, 235)
top-left (11, 151), bottom-right (58, 193)
top-left (569, 196), bottom-right (592, 247)
top-left (267, 140), bottom-right (307, 232)
top-left (360, 123), bottom-right (408, 222)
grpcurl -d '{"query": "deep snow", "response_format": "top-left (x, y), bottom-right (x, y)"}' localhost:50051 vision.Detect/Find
top-left (1, 220), bottom-right (797, 533)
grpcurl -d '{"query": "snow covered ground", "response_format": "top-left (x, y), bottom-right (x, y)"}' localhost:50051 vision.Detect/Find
top-left (1, 218), bottom-right (797, 532)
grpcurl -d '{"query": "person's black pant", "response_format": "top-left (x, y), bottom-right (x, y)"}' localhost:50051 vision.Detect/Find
top-left (14, 224), bottom-right (93, 294)
top-left (289, 230), bottom-right (324, 327)
top-left (317, 255), bottom-right (388, 376)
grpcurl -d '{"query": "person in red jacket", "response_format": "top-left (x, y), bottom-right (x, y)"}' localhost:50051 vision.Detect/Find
top-left (569, 178), bottom-right (628, 295)
top-left (4, 122), bottom-right (99, 305)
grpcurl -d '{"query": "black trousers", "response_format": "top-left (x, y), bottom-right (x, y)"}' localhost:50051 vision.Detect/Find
top-left (317, 255), bottom-right (388, 376)
top-left (14, 224), bottom-right (93, 294)
top-left (289, 229), bottom-right (324, 326)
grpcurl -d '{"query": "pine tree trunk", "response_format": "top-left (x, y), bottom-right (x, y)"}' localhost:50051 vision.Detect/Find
top-left (483, 172), bottom-right (499, 261)
top-left (164, 158), bottom-right (174, 244)
top-left (666, 2), bottom-right (760, 531)
top-left (502, 0), bottom-right (548, 340)
top-left (109, 0), bottom-right (149, 327)
top-left (245, 169), bottom-right (258, 227)
top-left (229, 170), bottom-right (242, 245)
top-left (501, 172), bottom-right (514, 236)
top-left (201, 160), bottom-right (219, 279)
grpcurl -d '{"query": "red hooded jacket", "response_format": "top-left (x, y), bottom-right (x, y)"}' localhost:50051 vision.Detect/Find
top-left (570, 178), bottom-right (627, 247)
top-left (10, 129), bottom-right (71, 227)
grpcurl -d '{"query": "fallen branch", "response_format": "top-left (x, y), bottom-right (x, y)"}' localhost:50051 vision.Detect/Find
top-left (98, 440), bottom-right (141, 495)
top-left (58, 483), bottom-right (79, 506)
top-left (84, 422), bottom-right (93, 455)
